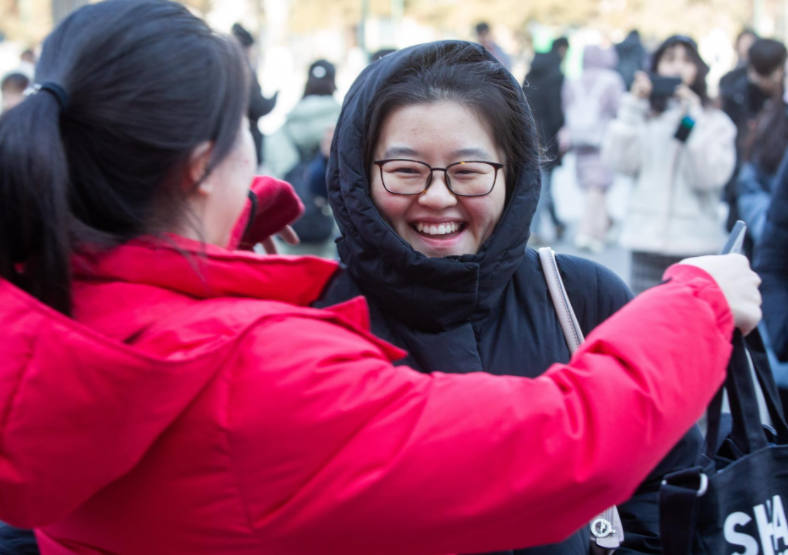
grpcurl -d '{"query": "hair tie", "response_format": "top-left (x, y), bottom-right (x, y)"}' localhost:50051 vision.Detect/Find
top-left (24, 82), bottom-right (70, 111)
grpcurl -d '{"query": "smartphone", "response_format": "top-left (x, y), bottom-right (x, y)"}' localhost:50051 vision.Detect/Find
top-left (721, 220), bottom-right (747, 255)
top-left (650, 75), bottom-right (682, 98)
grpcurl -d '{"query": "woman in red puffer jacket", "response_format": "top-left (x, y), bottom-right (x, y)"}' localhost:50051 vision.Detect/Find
top-left (0, 2), bottom-right (761, 554)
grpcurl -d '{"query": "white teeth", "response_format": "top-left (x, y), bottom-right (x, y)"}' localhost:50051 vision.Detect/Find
top-left (416, 222), bottom-right (462, 235)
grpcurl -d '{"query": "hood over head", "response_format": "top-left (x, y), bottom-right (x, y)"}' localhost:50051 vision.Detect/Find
top-left (327, 41), bottom-right (540, 332)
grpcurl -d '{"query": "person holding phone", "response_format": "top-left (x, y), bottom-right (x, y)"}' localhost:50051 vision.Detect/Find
top-left (602, 35), bottom-right (737, 294)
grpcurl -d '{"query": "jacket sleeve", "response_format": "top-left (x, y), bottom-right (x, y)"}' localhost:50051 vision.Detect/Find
top-left (602, 93), bottom-right (648, 176)
top-left (755, 151), bottom-right (788, 361)
top-left (683, 108), bottom-right (737, 192)
top-left (231, 266), bottom-right (734, 555)
top-left (736, 162), bottom-right (773, 244)
top-left (567, 259), bottom-right (703, 555)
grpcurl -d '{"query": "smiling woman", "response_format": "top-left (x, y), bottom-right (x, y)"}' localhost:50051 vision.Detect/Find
top-left (318, 40), bottom-right (715, 555)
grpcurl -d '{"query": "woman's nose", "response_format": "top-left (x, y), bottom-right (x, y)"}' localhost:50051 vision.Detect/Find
top-left (418, 172), bottom-right (457, 210)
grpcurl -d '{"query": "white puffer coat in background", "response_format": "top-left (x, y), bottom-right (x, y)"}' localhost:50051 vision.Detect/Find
top-left (602, 93), bottom-right (736, 256)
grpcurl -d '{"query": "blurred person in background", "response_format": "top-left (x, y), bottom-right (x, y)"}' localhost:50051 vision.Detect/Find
top-left (523, 37), bottom-right (569, 244)
top-left (722, 38), bottom-right (786, 234)
top-left (475, 22), bottom-right (511, 70)
top-left (264, 59), bottom-right (341, 180)
top-left (266, 60), bottom-right (341, 255)
top-left (279, 123), bottom-right (338, 258)
top-left (1, 73), bottom-right (29, 113)
top-left (603, 35), bottom-right (736, 294)
top-left (231, 22), bottom-right (277, 167)
top-left (614, 30), bottom-right (648, 91)
top-left (755, 148), bottom-right (788, 405)
top-left (719, 28), bottom-right (759, 99)
top-left (561, 45), bottom-right (625, 254)
top-left (735, 52), bottom-right (788, 250)
top-left (317, 40), bottom-right (719, 555)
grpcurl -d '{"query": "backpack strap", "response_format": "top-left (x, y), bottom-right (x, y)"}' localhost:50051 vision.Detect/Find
top-left (538, 247), bottom-right (625, 553)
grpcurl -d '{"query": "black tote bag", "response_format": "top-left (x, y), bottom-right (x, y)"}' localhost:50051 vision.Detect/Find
top-left (659, 329), bottom-right (788, 555)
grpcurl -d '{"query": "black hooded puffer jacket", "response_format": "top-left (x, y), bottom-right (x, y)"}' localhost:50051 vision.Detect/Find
top-left (317, 41), bottom-right (702, 555)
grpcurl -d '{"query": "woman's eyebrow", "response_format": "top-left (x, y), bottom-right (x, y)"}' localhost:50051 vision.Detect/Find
top-left (452, 147), bottom-right (492, 159)
top-left (383, 146), bottom-right (420, 158)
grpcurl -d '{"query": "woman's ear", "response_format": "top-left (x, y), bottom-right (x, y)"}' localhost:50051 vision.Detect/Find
top-left (188, 141), bottom-right (213, 195)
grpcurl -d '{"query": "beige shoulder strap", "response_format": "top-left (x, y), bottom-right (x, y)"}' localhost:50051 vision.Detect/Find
top-left (538, 247), bottom-right (584, 353)
top-left (538, 247), bottom-right (624, 552)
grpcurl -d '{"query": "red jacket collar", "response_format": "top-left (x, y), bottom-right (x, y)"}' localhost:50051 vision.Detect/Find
top-left (73, 235), bottom-right (339, 307)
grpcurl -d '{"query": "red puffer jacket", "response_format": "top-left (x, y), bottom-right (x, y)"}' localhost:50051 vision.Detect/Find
top-left (0, 236), bottom-right (732, 554)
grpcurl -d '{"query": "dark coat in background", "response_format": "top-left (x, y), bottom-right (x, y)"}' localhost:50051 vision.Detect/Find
top-left (316, 41), bottom-right (702, 555)
top-left (721, 69), bottom-right (771, 233)
top-left (524, 51), bottom-right (565, 167)
top-left (614, 32), bottom-right (647, 91)
top-left (755, 149), bottom-right (788, 363)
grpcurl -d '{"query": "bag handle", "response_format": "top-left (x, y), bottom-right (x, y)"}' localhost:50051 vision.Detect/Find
top-left (713, 331), bottom-right (770, 455)
top-left (745, 330), bottom-right (788, 437)
top-left (704, 221), bottom-right (788, 458)
top-left (539, 247), bottom-right (623, 553)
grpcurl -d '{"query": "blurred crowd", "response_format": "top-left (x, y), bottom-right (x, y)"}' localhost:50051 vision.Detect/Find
top-left (5, 23), bottom-right (784, 277)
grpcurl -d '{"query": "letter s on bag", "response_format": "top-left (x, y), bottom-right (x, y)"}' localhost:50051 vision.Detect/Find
top-left (725, 511), bottom-right (760, 555)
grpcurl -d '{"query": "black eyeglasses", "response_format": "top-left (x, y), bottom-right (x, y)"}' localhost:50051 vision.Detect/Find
top-left (373, 159), bottom-right (504, 197)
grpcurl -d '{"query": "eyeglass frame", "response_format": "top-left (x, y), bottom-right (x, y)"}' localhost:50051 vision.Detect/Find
top-left (373, 159), bottom-right (505, 197)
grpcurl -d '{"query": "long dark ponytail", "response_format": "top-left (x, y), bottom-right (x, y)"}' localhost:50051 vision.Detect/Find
top-left (0, 0), bottom-right (249, 315)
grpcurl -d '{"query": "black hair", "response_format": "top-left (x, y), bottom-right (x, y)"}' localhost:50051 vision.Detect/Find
top-left (0, 0), bottom-right (249, 315)
top-left (748, 38), bottom-right (787, 76)
top-left (650, 35), bottom-right (709, 113)
top-left (364, 42), bottom-right (539, 197)
top-left (1, 72), bottom-right (29, 93)
top-left (551, 37), bottom-right (569, 51)
top-left (475, 22), bottom-right (490, 36)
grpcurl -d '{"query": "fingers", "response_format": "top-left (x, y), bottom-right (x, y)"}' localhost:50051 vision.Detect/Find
top-left (279, 225), bottom-right (300, 246)
top-left (261, 237), bottom-right (278, 255)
